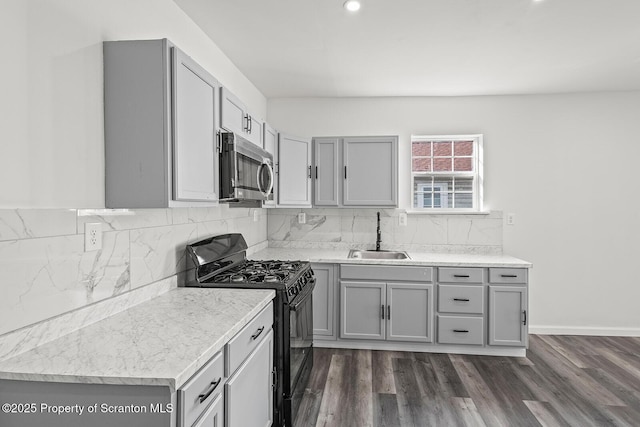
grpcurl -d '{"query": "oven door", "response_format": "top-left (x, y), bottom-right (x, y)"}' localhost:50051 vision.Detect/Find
top-left (288, 281), bottom-right (314, 394)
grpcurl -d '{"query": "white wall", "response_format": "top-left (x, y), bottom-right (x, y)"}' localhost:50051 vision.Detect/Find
top-left (268, 92), bottom-right (640, 334)
top-left (0, 0), bottom-right (266, 208)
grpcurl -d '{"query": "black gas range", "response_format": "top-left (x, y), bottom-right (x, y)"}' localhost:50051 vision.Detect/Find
top-left (185, 233), bottom-right (314, 427)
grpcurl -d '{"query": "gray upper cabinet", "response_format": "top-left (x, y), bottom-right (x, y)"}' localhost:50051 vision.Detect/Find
top-left (311, 136), bottom-right (398, 207)
top-left (277, 133), bottom-right (312, 207)
top-left (262, 123), bottom-right (278, 208)
top-left (313, 138), bottom-right (340, 206)
top-left (104, 39), bottom-right (220, 208)
top-left (220, 87), bottom-right (263, 148)
top-left (343, 136), bottom-right (397, 206)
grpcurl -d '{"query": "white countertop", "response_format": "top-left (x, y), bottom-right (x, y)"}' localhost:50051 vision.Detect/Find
top-left (249, 248), bottom-right (532, 268)
top-left (0, 288), bottom-right (274, 392)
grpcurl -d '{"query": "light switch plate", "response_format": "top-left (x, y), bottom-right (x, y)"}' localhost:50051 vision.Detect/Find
top-left (253, 209), bottom-right (259, 222)
top-left (298, 213), bottom-right (306, 224)
top-left (507, 213), bottom-right (516, 226)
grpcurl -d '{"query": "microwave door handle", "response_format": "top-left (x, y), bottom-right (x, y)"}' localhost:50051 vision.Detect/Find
top-left (264, 161), bottom-right (274, 196)
top-left (256, 163), bottom-right (265, 196)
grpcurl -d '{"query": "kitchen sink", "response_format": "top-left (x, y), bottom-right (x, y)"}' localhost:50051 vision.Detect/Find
top-left (347, 249), bottom-right (410, 260)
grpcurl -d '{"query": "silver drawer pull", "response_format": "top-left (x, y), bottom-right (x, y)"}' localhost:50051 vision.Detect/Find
top-left (453, 274), bottom-right (470, 278)
top-left (198, 377), bottom-right (222, 403)
top-left (453, 298), bottom-right (470, 302)
top-left (251, 326), bottom-right (265, 340)
top-left (453, 329), bottom-right (469, 333)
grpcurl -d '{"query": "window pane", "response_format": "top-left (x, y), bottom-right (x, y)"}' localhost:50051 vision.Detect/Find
top-left (444, 193), bottom-right (454, 208)
top-left (454, 177), bottom-right (473, 191)
top-left (413, 176), bottom-right (433, 192)
top-left (434, 177), bottom-right (453, 191)
top-left (433, 141), bottom-right (452, 156)
top-left (454, 157), bottom-right (473, 171)
top-left (412, 141), bottom-right (431, 156)
top-left (412, 158), bottom-right (431, 172)
top-left (454, 193), bottom-right (473, 208)
top-left (434, 157), bottom-right (452, 171)
top-left (454, 141), bottom-right (474, 156)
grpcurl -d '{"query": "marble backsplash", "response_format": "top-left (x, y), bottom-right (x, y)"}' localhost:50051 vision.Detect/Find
top-left (0, 206), bottom-right (267, 339)
top-left (267, 209), bottom-right (503, 254)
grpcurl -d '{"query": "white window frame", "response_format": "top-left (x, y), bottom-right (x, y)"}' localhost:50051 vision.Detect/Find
top-left (410, 134), bottom-right (484, 213)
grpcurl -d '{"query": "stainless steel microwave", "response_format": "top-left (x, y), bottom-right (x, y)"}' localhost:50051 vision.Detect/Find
top-left (219, 132), bottom-right (274, 204)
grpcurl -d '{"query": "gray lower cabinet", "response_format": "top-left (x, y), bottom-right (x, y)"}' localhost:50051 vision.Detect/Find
top-left (104, 38), bottom-right (220, 208)
top-left (340, 281), bottom-right (433, 343)
top-left (488, 285), bottom-right (528, 347)
top-left (311, 263), bottom-right (337, 340)
top-left (225, 329), bottom-right (274, 427)
top-left (178, 351), bottom-right (224, 427)
top-left (193, 393), bottom-right (223, 427)
top-left (277, 134), bottom-right (312, 207)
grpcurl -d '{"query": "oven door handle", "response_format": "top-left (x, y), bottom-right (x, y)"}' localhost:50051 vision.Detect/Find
top-left (290, 280), bottom-right (315, 311)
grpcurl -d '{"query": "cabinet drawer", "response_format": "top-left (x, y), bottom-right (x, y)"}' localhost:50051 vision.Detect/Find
top-left (341, 265), bottom-right (433, 282)
top-left (178, 351), bottom-right (224, 427)
top-left (489, 268), bottom-right (527, 284)
top-left (437, 315), bottom-right (484, 345)
top-left (438, 268), bottom-right (484, 283)
top-left (226, 303), bottom-right (274, 375)
top-left (438, 285), bottom-right (484, 314)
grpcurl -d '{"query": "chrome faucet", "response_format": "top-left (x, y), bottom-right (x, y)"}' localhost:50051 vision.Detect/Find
top-left (376, 211), bottom-right (382, 251)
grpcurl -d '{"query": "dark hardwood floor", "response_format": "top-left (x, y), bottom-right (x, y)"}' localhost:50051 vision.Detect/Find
top-left (294, 335), bottom-right (640, 427)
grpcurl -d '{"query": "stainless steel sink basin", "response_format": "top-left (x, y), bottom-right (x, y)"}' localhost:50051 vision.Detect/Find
top-left (348, 249), bottom-right (410, 260)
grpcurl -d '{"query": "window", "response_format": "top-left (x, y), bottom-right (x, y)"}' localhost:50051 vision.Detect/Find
top-left (411, 135), bottom-right (483, 211)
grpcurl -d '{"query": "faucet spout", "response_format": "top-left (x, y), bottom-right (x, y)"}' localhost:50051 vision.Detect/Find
top-left (376, 212), bottom-right (382, 251)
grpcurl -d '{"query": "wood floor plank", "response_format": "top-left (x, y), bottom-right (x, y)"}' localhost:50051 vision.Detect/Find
top-left (523, 401), bottom-right (571, 427)
top-left (372, 350), bottom-right (396, 394)
top-left (295, 389), bottom-right (323, 427)
top-left (393, 357), bottom-right (428, 427)
top-left (426, 353), bottom-right (469, 398)
top-left (345, 350), bottom-right (373, 427)
top-left (315, 354), bottom-right (350, 427)
top-left (529, 335), bottom-right (626, 406)
top-left (373, 393), bottom-right (400, 427)
top-left (537, 334), bottom-right (591, 368)
top-left (450, 397), bottom-right (487, 427)
top-left (308, 348), bottom-right (332, 391)
top-left (449, 354), bottom-right (511, 427)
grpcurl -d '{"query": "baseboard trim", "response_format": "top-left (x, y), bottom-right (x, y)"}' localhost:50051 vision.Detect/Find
top-left (529, 325), bottom-right (640, 337)
top-left (314, 340), bottom-right (526, 357)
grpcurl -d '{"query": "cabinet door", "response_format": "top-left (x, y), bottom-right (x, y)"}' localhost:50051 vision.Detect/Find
top-left (311, 264), bottom-right (336, 339)
top-left (313, 138), bottom-right (340, 206)
top-left (488, 286), bottom-right (527, 347)
top-left (340, 281), bottom-right (385, 340)
top-left (386, 283), bottom-right (433, 343)
top-left (193, 393), bottom-right (223, 427)
top-left (278, 134), bottom-right (312, 207)
top-left (220, 87), bottom-right (246, 135)
top-left (225, 329), bottom-right (273, 427)
top-left (172, 48), bottom-right (219, 201)
top-left (246, 115), bottom-right (263, 147)
top-left (343, 136), bottom-right (397, 206)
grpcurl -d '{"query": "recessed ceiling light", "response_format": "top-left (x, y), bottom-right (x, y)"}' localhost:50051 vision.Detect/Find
top-left (344, 0), bottom-right (361, 12)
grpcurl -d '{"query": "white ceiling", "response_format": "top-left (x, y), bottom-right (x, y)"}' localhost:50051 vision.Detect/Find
top-left (174, 0), bottom-right (640, 98)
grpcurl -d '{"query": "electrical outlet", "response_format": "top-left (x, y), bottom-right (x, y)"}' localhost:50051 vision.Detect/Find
top-left (507, 213), bottom-right (516, 226)
top-left (253, 209), bottom-right (259, 222)
top-left (85, 223), bottom-right (102, 252)
top-left (399, 212), bottom-right (408, 227)
top-left (298, 213), bottom-right (306, 224)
